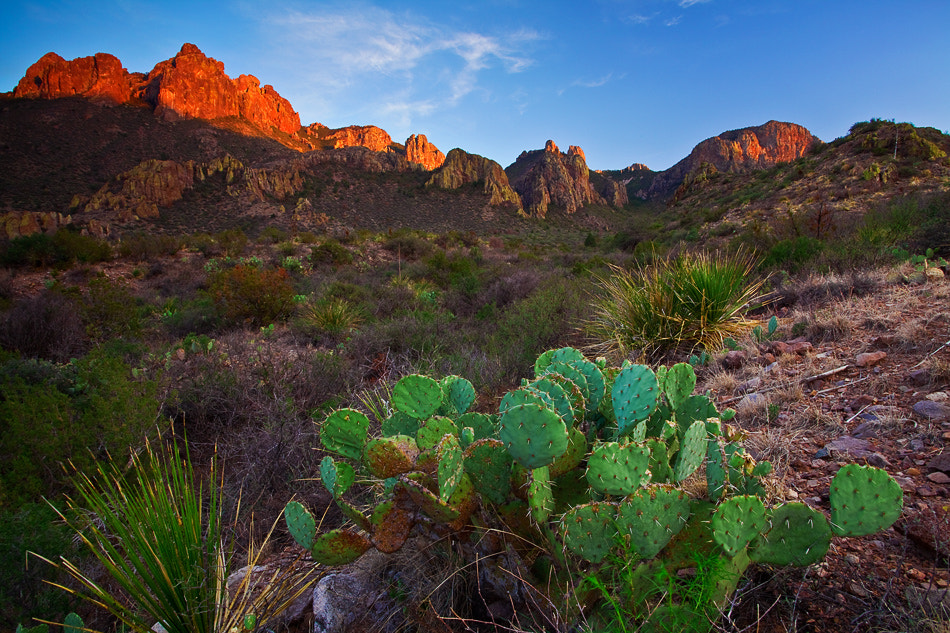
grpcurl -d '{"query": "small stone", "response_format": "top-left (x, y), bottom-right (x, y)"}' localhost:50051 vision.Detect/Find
top-left (927, 391), bottom-right (949, 402)
top-left (845, 554), bottom-right (861, 565)
top-left (760, 353), bottom-right (777, 366)
top-left (786, 489), bottom-right (799, 499)
top-left (914, 400), bottom-right (950, 421)
top-left (917, 486), bottom-right (937, 497)
top-left (852, 421), bottom-right (880, 439)
top-left (907, 467), bottom-right (922, 476)
top-left (823, 435), bottom-right (871, 459)
top-left (927, 453), bottom-right (950, 472)
top-left (772, 341), bottom-right (813, 355)
top-left (849, 582), bottom-right (869, 598)
top-left (867, 453), bottom-right (891, 469)
top-left (907, 369), bottom-right (932, 386)
top-left (927, 471), bottom-right (950, 484)
top-left (850, 394), bottom-right (876, 409)
top-left (737, 377), bottom-right (762, 393)
top-left (856, 351), bottom-right (887, 367)
top-left (722, 350), bottom-right (747, 369)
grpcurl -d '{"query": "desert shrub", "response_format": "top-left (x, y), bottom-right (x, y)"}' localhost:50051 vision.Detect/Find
top-left (215, 228), bottom-right (248, 257)
top-left (116, 231), bottom-right (182, 259)
top-left (310, 239), bottom-right (353, 266)
top-left (258, 225), bottom-right (288, 244)
top-left (80, 276), bottom-right (142, 343)
top-left (760, 236), bottom-right (825, 273)
top-left (587, 251), bottom-right (764, 360)
top-left (382, 232), bottom-right (434, 260)
top-left (0, 502), bottom-right (77, 629)
top-left (0, 290), bottom-right (87, 361)
top-left (208, 265), bottom-right (295, 327)
top-left (161, 296), bottom-right (221, 336)
top-left (298, 298), bottom-right (364, 336)
top-left (0, 350), bottom-right (160, 509)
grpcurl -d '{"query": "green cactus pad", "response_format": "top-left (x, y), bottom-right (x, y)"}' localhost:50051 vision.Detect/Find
top-left (674, 395), bottom-right (719, 436)
top-left (337, 498), bottom-right (372, 533)
top-left (320, 408), bottom-right (370, 461)
top-left (392, 373), bottom-right (444, 419)
top-left (500, 387), bottom-right (553, 415)
top-left (528, 377), bottom-right (575, 427)
top-left (63, 613), bottom-right (83, 633)
top-left (543, 372), bottom-right (587, 423)
top-left (612, 364), bottom-right (660, 438)
top-left (416, 416), bottom-right (458, 451)
top-left (437, 434), bottom-right (465, 502)
top-left (615, 485), bottom-right (691, 559)
top-left (370, 498), bottom-right (414, 553)
top-left (457, 412), bottom-right (497, 441)
top-left (829, 463), bottom-right (903, 537)
top-left (586, 441), bottom-right (651, 495)
top-left (441, 375), bottom-right (476, 415)
top-left (565, 356), bottom-right (606, 413)
top-left (560, 502), bottom-right (618, 563)
top-left (363, 435), bottom-right (420, 479)
top-left (284, 500), bottom-right (317, 549)
top-left (499, 402), bottom-right (569, 470)
top-left (552, 469), bottom-right (592, 513)
top-left (751, 503), bottom-right (831, 567)
top-left (397, 475), bottom-right (461, 523)
top-left (646, 438), bottom-right (674, 484)
top-left (673, 420), bottom-right (707, 483)
top-left (661, 363), bottom-right (697, 411)
top-left (549, 426), bottom-right (589, 478)
top-left (320, 456), bottom-right (355, 498)
top-left (445, 472), bottom-right (478, 531)
top-left (381, 410), bottom-right (421, 437)
top-left (528, 466), bottom-right (554, 524)
top-left (462, 438), bottom-right (512, 505)
top-left (544, 361), bottom-right (591, 404)
top-left (310, 528), bottom-right (372, 566)
top-left (711, 495), bottom-right (767, 557)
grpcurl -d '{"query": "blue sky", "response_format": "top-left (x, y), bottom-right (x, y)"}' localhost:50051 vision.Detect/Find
top-left (2, 1), bottom-right (949, 171)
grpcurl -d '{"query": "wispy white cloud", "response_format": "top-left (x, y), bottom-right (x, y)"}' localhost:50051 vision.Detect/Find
top-left (264, 5), bottom-right (539, 126)
top-left (573, 73), bottom-right (615, 88)
top-left (665, 15), bottom-right (683, 26)
top-left (678, 0), bottom-right (712, 7)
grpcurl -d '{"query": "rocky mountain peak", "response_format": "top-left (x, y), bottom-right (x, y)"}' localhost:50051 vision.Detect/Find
top-left (405, 134), bottom-right (446, 171)
top-left (567, 145), bottom-right (586, 161)
top-left (544, 140), bottom-right (560, 153)
top-left (427, 148), bottom-right (521, 209)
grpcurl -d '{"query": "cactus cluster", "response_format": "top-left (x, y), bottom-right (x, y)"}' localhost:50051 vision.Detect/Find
top-left (286, 349), bottom-right (904, 630)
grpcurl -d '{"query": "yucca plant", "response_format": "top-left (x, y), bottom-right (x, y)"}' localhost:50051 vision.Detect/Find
top-left (300, 298), bottom-right (364, 335)
top-left (34, 440), bottom-right (315, 633)
top-left (587, 250), bottom-right (764, 360)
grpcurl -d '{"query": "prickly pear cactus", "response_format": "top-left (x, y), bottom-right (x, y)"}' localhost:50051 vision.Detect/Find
top-left (321, 408), bottom-right (369, 461)
top-left (830, 463), bottom-right (903, 536)
top-left (612, 364), bottom-right (659, 438)
top-left (499, 402), bottom-right (568, 470)
top-left (392, 374), bottom-right (444, 419)
top-left (751, 503), bottom-right (831, 566)
top-left (711, 495), bottom-right (767, 557)
top-left (561, 502), bottom-right (617, 563)
top-left (284, 500), bottom-right (317, 550)
top-left (615, 485), bottom-right (691, 559)
top-left (586, 441), bottom-right (651, 495)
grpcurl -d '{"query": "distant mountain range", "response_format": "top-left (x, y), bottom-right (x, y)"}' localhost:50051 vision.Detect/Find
top-left (2, 44), bottom-right (946, 240)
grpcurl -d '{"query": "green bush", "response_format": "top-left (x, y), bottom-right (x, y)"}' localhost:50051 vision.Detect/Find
top-left (0, 290), bottom-right (87, 361)
top-left (80, 277), bottom-right (142, 343)
top-left (208, 265), bottom-right (295, 327)
top-left (0, 229), bottom-right (111, 268)
top-left (0, 350), bottom-right (160, 509)
top-left (587, 251), bottom-right (764, 359)
top-left (116, 232), bottom-right (182, 259)
top-left (310, 239), bottom-right (353, 266)
top-left (760, 236), bottom-right (825, 273)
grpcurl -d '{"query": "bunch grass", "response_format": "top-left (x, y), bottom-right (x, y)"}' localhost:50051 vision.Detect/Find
top-left (34, 439), bottom-right (315, 633)
top-left (587, 250), bottom-right (765, 360)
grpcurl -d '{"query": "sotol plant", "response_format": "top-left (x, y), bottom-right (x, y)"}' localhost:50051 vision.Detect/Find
top-left (286, 348), bottom-right (903, 631)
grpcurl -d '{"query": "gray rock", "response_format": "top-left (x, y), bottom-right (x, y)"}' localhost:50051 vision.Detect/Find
top-left (823, 435), bottom-right (871, 459)
top-left (867, 453), bottom-right (891, 469)
top-left (913, 400), bottom-right (950, 420)
top-left (927, 452), bottom-right (950, 473)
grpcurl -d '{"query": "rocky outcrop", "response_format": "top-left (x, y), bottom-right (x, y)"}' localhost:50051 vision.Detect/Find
top-left (0, 211), bottom-right (72, 239)
top-left (138, 44), bottom-right (300, 134)
top-left (648, 121), bottom-right (817, 197)
top-left (325, 125), bottom-right (393, 152)
top-left (505, 141), bottom-right (627, 218)
top-left (427, 148), bottom-right (522, 209)
top-left (405, 134), bottom-right (445, 171)
top-left (13, 44), bottom-right (301, 136)
top-left (13, 52), bottom-right (136, 104)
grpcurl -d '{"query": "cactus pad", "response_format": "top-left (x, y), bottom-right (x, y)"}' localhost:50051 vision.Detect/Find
top-left (499, 403), bottom-right (569, 470)
top-left (661, 362), bottom-right (697, 411)
top-left (392, 374), bottom-right (443, 419)
top-left (310, 528), bottom-right (373, 566)
top-left (549, 426), bottom-right (589, 478)
top-left (462, 438), bottom-right (512, 504)
top-left (560, 502), bottom-right (618, 563)
top-left (829, 463), bottom-right (903, 536)
top-left (370, 498), bottom-right (414, 553)
top-left (612, 364), bottom-right (659, 438)
top-left (615, 485), bottom-right (691, 559)
top-left (711, 495), bottom-right (767, 557)
top-left (381, 410), bottom-right (421, 438)
top-left (320, 456), bottom-right (355, 498)
top-left (544, 362), bottom-right (591, 404)
top-left (566, 356), bottom-right (606, 413)
top-left (416, 416), bottom-right (458, 451)
top-left (363, 435), bottom-right (419, 479)
top-left (320, 408), bottom-right (369, 461)
top-left (674, 395), bottom-right (718, 436)
top-left (543, 372), bottom-right (587, 422)
top-left (586, 441), bottom-right (651, 495)
top-left (437, 434), bottom-right (465, 502)
top-left (646, 438), bottom-right (674, 484)
top-left (397, 475), bottom-right (461, 523)
top-left (441, 375), bottom-right (476, 415)
top-left (528, 377), bottom-right (575, 427)
top-left (751, 503), bottom-right (831, 567)
top-left (500, 387), bottom-right (553, 415)
top-left (673, 420), bottom-right (707, 483)
top-left (284, 500), bottom-right (317, 549)
top-left (457, 412), bottom-right (496, 441)
top-left (528, 466), bottom-right (554, 524)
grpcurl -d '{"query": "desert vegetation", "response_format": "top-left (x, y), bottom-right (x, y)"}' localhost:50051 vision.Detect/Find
top-left (2, 134), bottom-right (949, 632)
